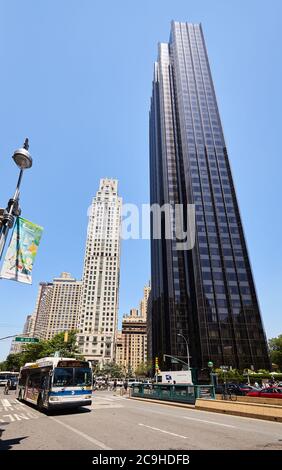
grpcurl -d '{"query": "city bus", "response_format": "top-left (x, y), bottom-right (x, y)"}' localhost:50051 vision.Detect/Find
top-left (0, 371), bottom-right (19, 387)
top-left (17, 357), bottom-right (92, 411)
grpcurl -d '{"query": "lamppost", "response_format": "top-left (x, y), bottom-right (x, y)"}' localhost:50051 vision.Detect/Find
top-left (0, 335), bottom-right (20, 341)
top-left (0, 139), bottom-right (32, 261)
top-left (222, 345), bottom-right (232, 397)
top-left (177, 333), bottom-right (190, 371)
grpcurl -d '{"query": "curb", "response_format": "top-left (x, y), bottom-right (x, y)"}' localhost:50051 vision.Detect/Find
top-left (130, 396), bottom-right (282, 422)
top-left (195, 399), bottom-right (282, 423)
top-left (130, 396), bottom-right (195, 409)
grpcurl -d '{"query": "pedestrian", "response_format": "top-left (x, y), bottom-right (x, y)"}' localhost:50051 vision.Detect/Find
top-left (123, 380), bottom-right (128, 394)
top-left (113, 379), bottom-right (117, 391)
top-left (254, 381), bottom-right (259, 388)
top-left (4, 379), bottom-right (11, 395)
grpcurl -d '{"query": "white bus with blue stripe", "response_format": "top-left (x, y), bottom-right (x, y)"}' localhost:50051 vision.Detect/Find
top-left (18, 357), bottom-right (92, 411)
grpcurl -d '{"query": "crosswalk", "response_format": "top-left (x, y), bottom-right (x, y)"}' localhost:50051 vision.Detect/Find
top-left (0, 397), bottom-right (40, 423)
top-left (91, 394), bottom-right (126, 410)
top-left (0, 394), bottom-right (125, 422)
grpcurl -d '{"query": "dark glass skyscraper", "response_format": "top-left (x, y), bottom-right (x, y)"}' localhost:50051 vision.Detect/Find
top-left (149, 21), bottom-right (270, 371)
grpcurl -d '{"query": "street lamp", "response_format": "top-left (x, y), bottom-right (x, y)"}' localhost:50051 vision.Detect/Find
top-left (0, 138), bottom-right (32, 261)
top-left (177, 333), bottom-right (190, 371)
top-left (0, 335), bottom-right (21, 341)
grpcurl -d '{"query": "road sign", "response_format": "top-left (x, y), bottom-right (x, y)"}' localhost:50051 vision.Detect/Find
top-left (14, 337), bottom-right (39, 343)
top-left (208, 361), bottom-right (213, 367)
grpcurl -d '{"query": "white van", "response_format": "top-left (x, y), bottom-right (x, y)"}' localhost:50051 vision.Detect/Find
top-left (157, 370), bottom-right (193, 384)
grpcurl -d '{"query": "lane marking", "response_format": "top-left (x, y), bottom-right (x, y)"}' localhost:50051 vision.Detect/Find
top-left (50, 416), bottom-right (112, 450)
top-left (1, 399), bottom-right (11, 407)
top-left (14, 413), bottom-right (30, 421)
top-left (94, 396), bottom-right (124, 401)
top-left (3, 414), bottom-right (15, 422)
top-left (91, 404), bottom-right (123, 410)
top-left (138, 423), bottom-right (187, 439)
top-left (12, 399), bottom-right (25, 406)
top-left (183, 416), bottom-right (237, 428)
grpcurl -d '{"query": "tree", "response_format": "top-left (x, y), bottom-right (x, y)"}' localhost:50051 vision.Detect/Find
top-left (5, 353), bottom-right (23, 371)
top-left (135, 361), bottom-right (152, 378)
top-left (46, 330), bottom-right (80, 358)
top-left (269, 335), bottom-right (282, 371)
top-left (99, 362), bottom-right (124, 378)
top-left (21, 342), bottom-right (48, 364)
top-left (214, 368), bottom-right (244, 383)
top-left (126, 366), bottom-right (134, 378)
top-left (1, 331), bottom-right (81, 370)
top-left (0, 361), bottom-right (8, 371)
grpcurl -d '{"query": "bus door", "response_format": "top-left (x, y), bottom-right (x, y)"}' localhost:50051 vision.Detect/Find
top-left (40, 371), bottom-right (52, 407)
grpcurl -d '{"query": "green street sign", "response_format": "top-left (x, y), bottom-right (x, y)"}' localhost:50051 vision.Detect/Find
top-left (15, 337), bottom-right (39, 343)
top-left (208, 361), bottom-right (213, 367)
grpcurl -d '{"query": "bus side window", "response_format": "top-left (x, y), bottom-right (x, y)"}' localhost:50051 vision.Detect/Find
top-left (29, 372), bottom-right (41, 388)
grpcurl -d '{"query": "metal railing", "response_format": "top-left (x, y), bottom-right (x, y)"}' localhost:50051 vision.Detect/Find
top-left (131, 383), bottom-right (215, 404)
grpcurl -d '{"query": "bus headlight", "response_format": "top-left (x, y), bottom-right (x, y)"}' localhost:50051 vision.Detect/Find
top-left (49, 397), bottom-right (59, 401)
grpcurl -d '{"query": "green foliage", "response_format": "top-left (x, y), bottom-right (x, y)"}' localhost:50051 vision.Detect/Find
top-left (0, 361), bottom-right (8, 371)
top-left (214, 368), bottom-right (244, 383)
top-left (126, 366), bottom-right (134, 378)
top-left (2, 331), bottom-right (81, 371)
top-left (135, 361), bottom-right (152, 377)
top-left (269, 335), bottom-right (282, 371)
top-left (4, 354), bottom-right (23, 372)
top-left (99, 362), bottom-right (124, 378)
top-left (46, 330), bottom-right (80, 358)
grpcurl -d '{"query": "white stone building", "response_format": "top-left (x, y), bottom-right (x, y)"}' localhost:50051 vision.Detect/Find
top-left (77, 178), bottom-right (122, 367)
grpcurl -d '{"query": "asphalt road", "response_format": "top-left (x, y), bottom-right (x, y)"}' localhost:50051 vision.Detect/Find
top-left (0, 389), bottom-right (282, 450)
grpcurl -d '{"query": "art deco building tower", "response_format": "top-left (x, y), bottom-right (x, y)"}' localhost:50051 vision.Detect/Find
top-left (149, 21), bottom-right (270, 370)
top-left (78, 179), bottom-right (122, 366)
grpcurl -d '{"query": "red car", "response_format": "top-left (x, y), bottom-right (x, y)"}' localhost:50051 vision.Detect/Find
top-left (246, 387), bottom-right (282, 398)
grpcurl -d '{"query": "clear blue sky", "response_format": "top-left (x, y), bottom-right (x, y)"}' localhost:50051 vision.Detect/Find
top-left (0, 0), bottom-right (281, 360)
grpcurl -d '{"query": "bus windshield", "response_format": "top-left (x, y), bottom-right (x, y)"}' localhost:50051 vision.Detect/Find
top-left (74, 368), bottom-right (92, 387)
top-left (53, 367), bottom-right (92, 387)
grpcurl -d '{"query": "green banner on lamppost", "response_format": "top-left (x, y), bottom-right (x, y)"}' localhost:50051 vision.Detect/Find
top-left (0, 217), bottom-right (43, 284)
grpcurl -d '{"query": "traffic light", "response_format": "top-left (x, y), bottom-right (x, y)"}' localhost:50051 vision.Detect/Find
top-left (64, 331), bottom-right (69, 343)
top-left (155, 356), bottom-right (159, 372)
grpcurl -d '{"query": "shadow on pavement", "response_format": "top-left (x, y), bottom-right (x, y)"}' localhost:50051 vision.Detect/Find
top-left (47, 406), bottom-right (91, 416)
top-left (0, 427), bottom-right (27, 450)
top-left (12, 397), bottom-right (91, 416)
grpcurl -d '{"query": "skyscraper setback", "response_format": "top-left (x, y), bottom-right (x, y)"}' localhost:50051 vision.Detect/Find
top-left (78, 179), bottom-right (122, 366)
top-left (149, 21), bottom-right (270, 370)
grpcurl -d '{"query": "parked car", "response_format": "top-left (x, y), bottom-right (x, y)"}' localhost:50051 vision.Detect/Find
top-left (215, 384), bottom-right (225, 394)
top-left (217, 383), bottom-right (259, 396)
top-left (246, 387), bottom-right (282, 398)
top-left (142, 380), bottom-right (153, 389)
top-left (127, 379), bottom-right (143, 388)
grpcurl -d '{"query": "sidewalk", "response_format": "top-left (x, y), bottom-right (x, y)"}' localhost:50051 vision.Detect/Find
top-left (130, 394), bottom-right (282, 422)
top-left (195, 398), bottom-right (282, 422)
